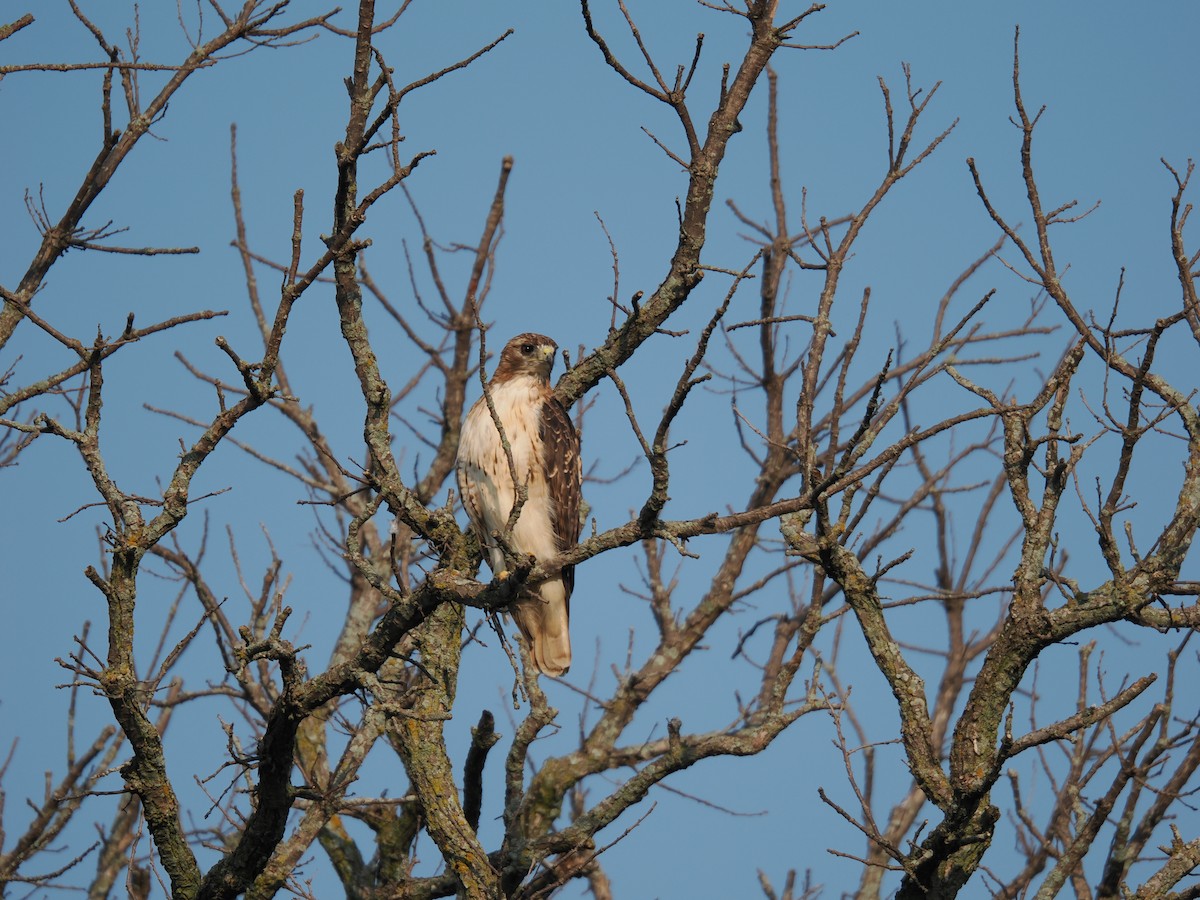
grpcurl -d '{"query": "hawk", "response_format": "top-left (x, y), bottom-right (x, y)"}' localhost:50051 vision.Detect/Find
top-left (456, 333), bottom-right (582, 676)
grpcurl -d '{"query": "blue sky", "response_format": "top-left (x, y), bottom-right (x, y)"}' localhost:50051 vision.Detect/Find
top-left (2, 2), bottom-right (1199, 897)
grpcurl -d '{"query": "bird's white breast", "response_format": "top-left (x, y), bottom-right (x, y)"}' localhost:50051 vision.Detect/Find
top-left (458, 374), bottom-right (560, 571)
top-left (459, 375), bottom-right (543, 476)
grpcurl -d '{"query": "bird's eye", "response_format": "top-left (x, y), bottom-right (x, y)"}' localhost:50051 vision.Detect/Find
top-left (521, 343), bottom-right (535, 355)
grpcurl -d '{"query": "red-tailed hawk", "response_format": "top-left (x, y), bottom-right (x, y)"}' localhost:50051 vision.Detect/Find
top-left (456, 333), bottom-right (582, 676)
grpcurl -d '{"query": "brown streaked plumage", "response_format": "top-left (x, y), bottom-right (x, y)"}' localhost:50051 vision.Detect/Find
top-left (456, 333), bottom-right (582, 676)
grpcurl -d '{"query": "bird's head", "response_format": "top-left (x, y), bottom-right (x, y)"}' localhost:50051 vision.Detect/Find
top-left (492, 332), bottom-right (559, 383)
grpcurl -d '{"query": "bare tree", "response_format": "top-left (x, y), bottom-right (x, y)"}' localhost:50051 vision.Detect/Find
top-left (1, 3), bottom-right (1197, 899)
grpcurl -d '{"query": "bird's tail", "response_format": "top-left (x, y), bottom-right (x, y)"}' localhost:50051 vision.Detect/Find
top-left (512, 580), bottom-right (571, 676)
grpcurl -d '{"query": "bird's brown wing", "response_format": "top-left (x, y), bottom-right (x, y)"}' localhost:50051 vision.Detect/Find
top-left (539, 394), bottom-right (582, 599)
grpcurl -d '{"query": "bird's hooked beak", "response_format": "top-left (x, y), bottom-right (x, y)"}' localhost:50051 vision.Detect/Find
top-left (538, 343), bottom-right (556, 369)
